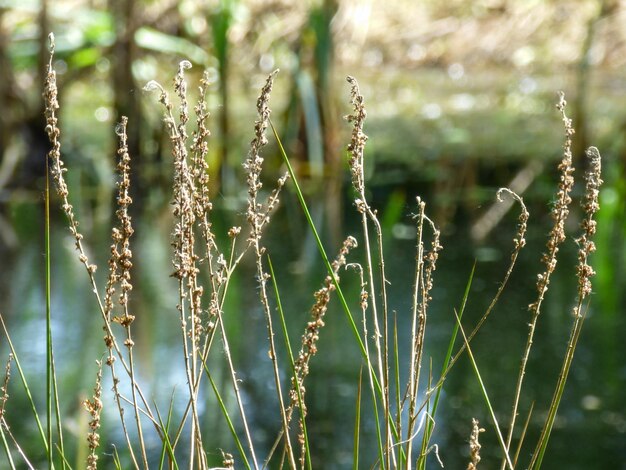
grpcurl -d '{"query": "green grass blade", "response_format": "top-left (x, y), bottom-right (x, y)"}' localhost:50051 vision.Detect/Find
top-left (45, 141), bottom-right (54, 469)
top-left (531, 302), bottom-right (590, 470)
top-left (55, 443), bottom-right (73, 469)
top-left (453, 309), bottom-right (514, 470)
top-left (51, 354), bottom-right (65, 468)
top-left (204, 365), bottom-right (252, 470)
top-left (352, 367), bottom-right (363, 470)
top-left (0, 419), bottom-right (17, 470)
top-left (154, 397), bottom-right (179, 470)
top-left (112, 446), bottom-right (122, 470)
top-left (393, 316), bottom-right (404, 469)
top-left (272, 120), bottom-right (402, 467)
top-left (267, 256), bottom-right (311, 470)
top-left (0, 315), bottom-right (48, 452)
top-left (270, 121), bottom-right (366, 357)
top-left (513, 401), bottom-right (534, 468)
top-left (418, 263), bottom-right (475, 469)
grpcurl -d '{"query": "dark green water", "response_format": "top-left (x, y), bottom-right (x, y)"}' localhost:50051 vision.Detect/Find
top-left (1, 180), bottom-right (625, 469)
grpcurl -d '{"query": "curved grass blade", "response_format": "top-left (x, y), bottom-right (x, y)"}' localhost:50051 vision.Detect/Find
top-left (352, 366), bottom-right (363, 470)
top-left (0, 419), bottom-right (16, 469)
top-left (204, 365), bottom-right (252, 470)
top-left (453, 309), bottom-right (514, 470)
top-left (418, 262), bottom-right (475, 469)
top-left (154, 395), bottom-right (179, 470)
top-left (267, 256), bottom-right (311, 470)
top-left (271, 120), bottom-right (395, 467)
top-left (0, 316), bottom-right (48, 453)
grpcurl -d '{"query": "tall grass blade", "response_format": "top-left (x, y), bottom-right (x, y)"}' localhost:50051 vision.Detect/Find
top-left (353, 367), bottom-right (363, 470)
top-left (270, 121), bottom-right (365, 358)
top-left (0, 420), bottom-right (16, 469)
top-left (453, 309), bottom-right (514, 470)
top-left (530, 304), bottom-right (590, 470)
top-left (154, 398), bottom-right (179, 470)
top-left (418, 263), bottom-right (475, 469)
top-left (46, 156), bottom-right (66, 469)
top-left (393, 316), bottom-right (404, 469)
top-left (55, 444), bottom-right (72, 469)
top-left (0, 315), bottom-right (48, 452)
top-left (204, 365), bottom-right (252, 470)
top-left (44, 127), bottom-right (54, 469)
top-left (267, 256), bottom-right (311, 470)
top-left (513, 401), bottom-right (534, 468)
top-left (271, 120), bottom-right (396, 467)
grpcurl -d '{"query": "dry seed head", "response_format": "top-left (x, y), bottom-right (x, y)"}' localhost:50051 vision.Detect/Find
top-left (497, 188), bottom-right (529, 251)
top-left (44, 31), bottom-right (97, 279)
top-left (467, 418), bottom-right (485, 470)
top-left (423, 214), bottom-right (443, 302)
top-left (290, 237), bottom-right (357, 400)
top-left (531, 92), bottom-right (576, 310)
top-left (575, 146), bottom-right (603, 299)
top-left (244, 70), bottom-right (279, 233)
top-left (104, 118), bottom-right (135, 323)
top-left (346, 76), bottom-right (368, 194)
top-left (0, 353), bottom-right (12, 419)
top-left (221, 451), bottom-right (235, 469)
top-left (83, 360), bottom-right (104, 470)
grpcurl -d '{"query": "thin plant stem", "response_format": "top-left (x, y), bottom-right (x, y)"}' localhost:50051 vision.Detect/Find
top-left (353, 366), bottom-right (363, 470)
top-left (502, 93), bottom-right (575, 466)
top-left (204, 366), bottom-right (252, 470)
top-left (530, 147), bottom-right (602, 470)
top-left (271, 119), bottom-right (406, 464)
top-left (0, 315), bottom-right (48, 452)
top-left (453, 310), bottom-right (514, 470)
top-left (406, 199), bottom-right (426, 468)
top-left (44, 98), bottom-right (54, 470)
top-left (418, 263), bottom-right (475, 470)
top-left (243, 70), bottom-right (295, 470)
top-left (0, 416), bottom-right (16, 470)
top-left (344, 77), bottom-right (389, 464)
top-left (267, 256), bottom-right (312, 470)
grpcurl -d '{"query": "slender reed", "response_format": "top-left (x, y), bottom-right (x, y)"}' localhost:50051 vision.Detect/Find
top-left (418, 188), bottom-right (526, 469)
top-left (502, 92), bottom-right (576, 467)
top-left (44, 36), bottom-right (165, 468)
top-left (529, 146), bottom-right (602, 469)
top-left (243, 70), bottom-right (296, 470)
top-left (346, 75), bottom-right (393, 465)
top-left (406, 199), bottom-right (442, 468)
top-left (0, 354), bottom-right (14, 468)
top-left (109, 116), bottom-right (149, 468)
top-left (286, 236), bottom-right (357, 466)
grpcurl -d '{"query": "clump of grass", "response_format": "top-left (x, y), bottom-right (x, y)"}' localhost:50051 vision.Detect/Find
top-left (0, 34), bottom-right (604, 470)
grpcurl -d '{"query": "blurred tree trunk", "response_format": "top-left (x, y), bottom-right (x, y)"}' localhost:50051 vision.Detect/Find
top-left (316, 0), bottom-right (342, 248)
top-left (6, 0), bottom-right (51, 189)
top-left (0, 7), bottom-right (17, 188)
top-left (572, 0), bottom-right (617, 169)
top-left (109, 0), bottom-right (144, 201)
top-left (210, 0), bottom-right (234, 195)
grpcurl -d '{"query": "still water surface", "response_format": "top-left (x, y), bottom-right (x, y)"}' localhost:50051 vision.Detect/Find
top-left (1, 183), bottom-right (624, 469)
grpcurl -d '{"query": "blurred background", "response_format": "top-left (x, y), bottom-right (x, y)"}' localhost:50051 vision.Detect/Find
top-left (0, 0), bottom-right (625, 468)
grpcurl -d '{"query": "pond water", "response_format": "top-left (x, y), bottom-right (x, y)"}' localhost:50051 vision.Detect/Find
top-left (0, 176), bottom-right (625, 469)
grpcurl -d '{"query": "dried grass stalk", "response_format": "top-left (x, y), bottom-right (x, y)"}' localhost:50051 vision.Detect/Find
top-left (503, 92), bottom-right (576, 467)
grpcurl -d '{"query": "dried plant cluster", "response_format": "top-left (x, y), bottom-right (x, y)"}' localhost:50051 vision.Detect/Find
top-left (0, 34), bottom-right (604, 470)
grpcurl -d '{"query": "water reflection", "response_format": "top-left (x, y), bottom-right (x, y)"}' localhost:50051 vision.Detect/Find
top-left (1, 185), bottom-right (624, 468)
